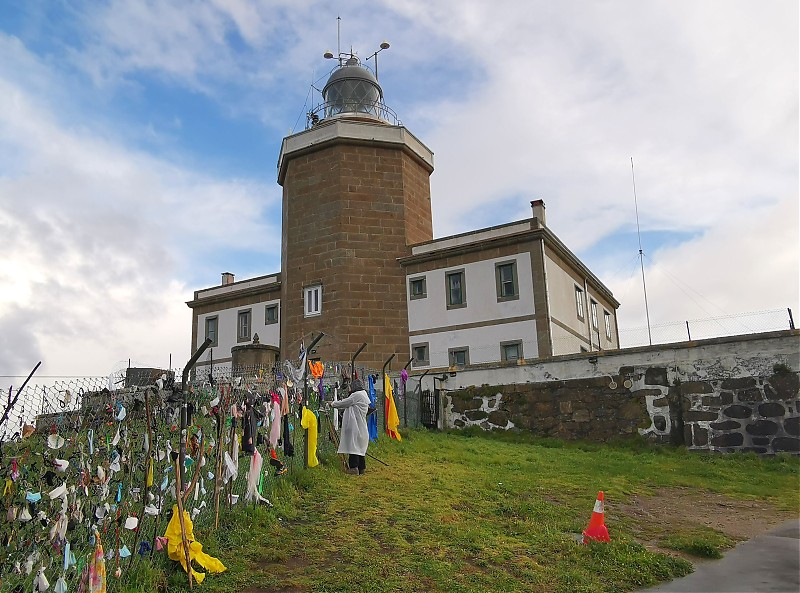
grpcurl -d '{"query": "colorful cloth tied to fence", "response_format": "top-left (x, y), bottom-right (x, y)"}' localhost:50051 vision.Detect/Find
top-left (88, 530), bottom-right (106, 593)
top-left (300, 407), bottom-right (320, 467)
top-left (367, 375), bottom-right (378, 441)
top-left (164, 505), bottom-right (226, 584)
top-left (384, 375), bottom-right (402, 441)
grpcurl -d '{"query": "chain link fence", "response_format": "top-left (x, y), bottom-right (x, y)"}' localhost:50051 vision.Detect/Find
top-left (0, 357), bottom-right (426, 592)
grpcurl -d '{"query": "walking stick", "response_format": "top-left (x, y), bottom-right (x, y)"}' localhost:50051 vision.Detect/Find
top-left (365, 451), bottom-right (389, 466)
top-left (322, 407), bottom-right (389, 468)
top-left (321, 408), bottom-right (348, 472)
top-left (172, 452), bottom-right (193, 589)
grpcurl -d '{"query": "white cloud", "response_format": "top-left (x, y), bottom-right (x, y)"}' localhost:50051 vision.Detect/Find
top-left (398, 0), bottom-right (798, 241)
top-left (608, 194), bottom-right (799, 343)
top-left (0, 36), bottom-right (279, 380)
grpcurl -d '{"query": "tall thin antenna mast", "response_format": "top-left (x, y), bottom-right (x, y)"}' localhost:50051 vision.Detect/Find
top-left (337, 16), bottom-right (342, 66)
top-left (631, 157), bottom-right (653, 345)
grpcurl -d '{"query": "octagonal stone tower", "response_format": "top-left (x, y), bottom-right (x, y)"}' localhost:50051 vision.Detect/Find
top-left (277, 55), bottom-right (434, 367)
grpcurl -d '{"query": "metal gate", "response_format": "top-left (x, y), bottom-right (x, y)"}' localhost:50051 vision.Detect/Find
top-left (420, 388), bottom-right (439, 429)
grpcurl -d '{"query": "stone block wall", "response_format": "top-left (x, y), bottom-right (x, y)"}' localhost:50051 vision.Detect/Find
top-left (280, 140), bottom-right (433, 369)
top-left (440, 330), bottom-right (800, 453)
top-left (677, 372), bottom-right (799, 453)
top-left (448, 377), bottom-right (650, 441)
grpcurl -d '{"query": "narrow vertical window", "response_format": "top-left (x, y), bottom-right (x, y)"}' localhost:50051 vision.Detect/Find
top-left (495, 261), bottom-right (519, 301)
top-left (205, 316), bottom-right (218, 347)
top-left (446, 270), bottom-right (466, 309)
top-left (604, 310), bottom-right (613, 341)
top-left (590, 300), bottom-right (598, 330)
top-left (304, 285), bottom-right (322, 317)
top-left (575, 286), bottom-right (585, 319)
top-left (237, 309), bottom-right (251, 342)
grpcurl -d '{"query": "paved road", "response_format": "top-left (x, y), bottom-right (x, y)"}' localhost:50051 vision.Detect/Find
top-left (637, 519), bottom-right (800, 593)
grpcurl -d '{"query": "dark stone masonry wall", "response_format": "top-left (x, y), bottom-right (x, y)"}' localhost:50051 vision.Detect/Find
top-left (446, 369), bottom-right (800, 454)
top-left (449, 377), bottom-right (650, 442)
top-left (679, 372), bottom-right (799, 453)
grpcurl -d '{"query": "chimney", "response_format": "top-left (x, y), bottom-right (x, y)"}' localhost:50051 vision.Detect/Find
top-left (221, 272), bottom-right (235, 286)
top-left (530, 200), bottom-right (546, 226)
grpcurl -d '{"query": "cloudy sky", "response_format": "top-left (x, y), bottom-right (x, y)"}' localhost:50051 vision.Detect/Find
top-left (1, 0), bottom-right (797, 384)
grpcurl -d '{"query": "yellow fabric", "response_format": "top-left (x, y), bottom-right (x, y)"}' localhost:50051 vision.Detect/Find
top-left (164, 505), bottom-right (227, 584)
top-left (145, 459), bottom-right (154, 488)
top-left (384, 375), bottom-right (402, 441)
top-left (89, 530), bottom-right (106, 593)
top-left (300, 407), bottom-right (320, 467)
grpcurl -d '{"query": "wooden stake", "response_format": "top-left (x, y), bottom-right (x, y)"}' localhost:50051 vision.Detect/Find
top-left (213, 408), bottom-right (224, 530)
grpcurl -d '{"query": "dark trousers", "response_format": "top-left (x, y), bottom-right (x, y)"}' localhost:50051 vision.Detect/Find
top-left (269, 457), bottom-right (284, 474)
top-left (348, 454), bottom-right (366, 474)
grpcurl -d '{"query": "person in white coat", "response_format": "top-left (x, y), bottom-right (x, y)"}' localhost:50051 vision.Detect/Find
top-left (330, 379), bottom-right (370, 475)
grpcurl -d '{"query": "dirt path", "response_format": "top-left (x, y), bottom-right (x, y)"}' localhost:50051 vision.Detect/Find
top-left (615, 486), bottom-right (798, 558)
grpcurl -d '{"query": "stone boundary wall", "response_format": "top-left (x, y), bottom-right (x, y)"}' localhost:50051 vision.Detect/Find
top-left (438, 330), bottom-right (800, 453)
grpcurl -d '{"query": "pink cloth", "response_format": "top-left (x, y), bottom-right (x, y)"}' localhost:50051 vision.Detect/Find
top-left (269, 401), bottom-right (282, 448)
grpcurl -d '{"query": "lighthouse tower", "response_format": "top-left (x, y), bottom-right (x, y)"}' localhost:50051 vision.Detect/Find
top-left (277, 53), bottom-right (434, 367)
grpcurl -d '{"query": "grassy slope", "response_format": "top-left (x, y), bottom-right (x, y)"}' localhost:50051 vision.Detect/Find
top-left (129, 430), bottom-right (799, 593)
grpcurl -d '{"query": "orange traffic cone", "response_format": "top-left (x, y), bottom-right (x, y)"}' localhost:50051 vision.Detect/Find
top-left (582, 491), bottom-right (610, 544)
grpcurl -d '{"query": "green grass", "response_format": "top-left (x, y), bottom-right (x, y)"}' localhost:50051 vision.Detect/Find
top-left (126, 429), bottom-right (799, 593)
top-left (659, 527), bottom-right (737, 559)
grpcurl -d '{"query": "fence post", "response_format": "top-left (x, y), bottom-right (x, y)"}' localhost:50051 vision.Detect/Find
top-left (415, 369), bottom-right (430, 429)
top-left (0, 362), bottom-right (41, 429)
top-left (302, 333), bottom-right (325, 469)
top-left (789, 308), bottom-right (795, 330)
top-left (382, 355), bottom-right (395, 435)
top-left (350, 343), bottom-right (367, 380)
top-left (181, 338), bottom-right (213, 488)
top-left (403, 358), bottom-right (413, 427)
top-left (686, 321), bottom-right (692, 341)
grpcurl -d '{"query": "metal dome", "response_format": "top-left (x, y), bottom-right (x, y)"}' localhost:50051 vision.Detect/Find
top-left (322, 56), bottom-right (384, 119)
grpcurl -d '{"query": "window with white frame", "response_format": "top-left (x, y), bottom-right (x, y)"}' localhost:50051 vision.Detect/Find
top-left (237, 309), bottom-right (251, 342)
top-left (604, 310), bottom-right (613, 341)
top-left (446, 269), bottom-right (466, 309)
top-left (590, 299), bottom-right (599, 330)
top-left (204, 316), bottom-right (218, 347)
top-left (265, 304), bottom-right (279, 325)
top-left (575, 286), bottom-right (585, 319)
top-left (304, 285), bottom-right (322, 317)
